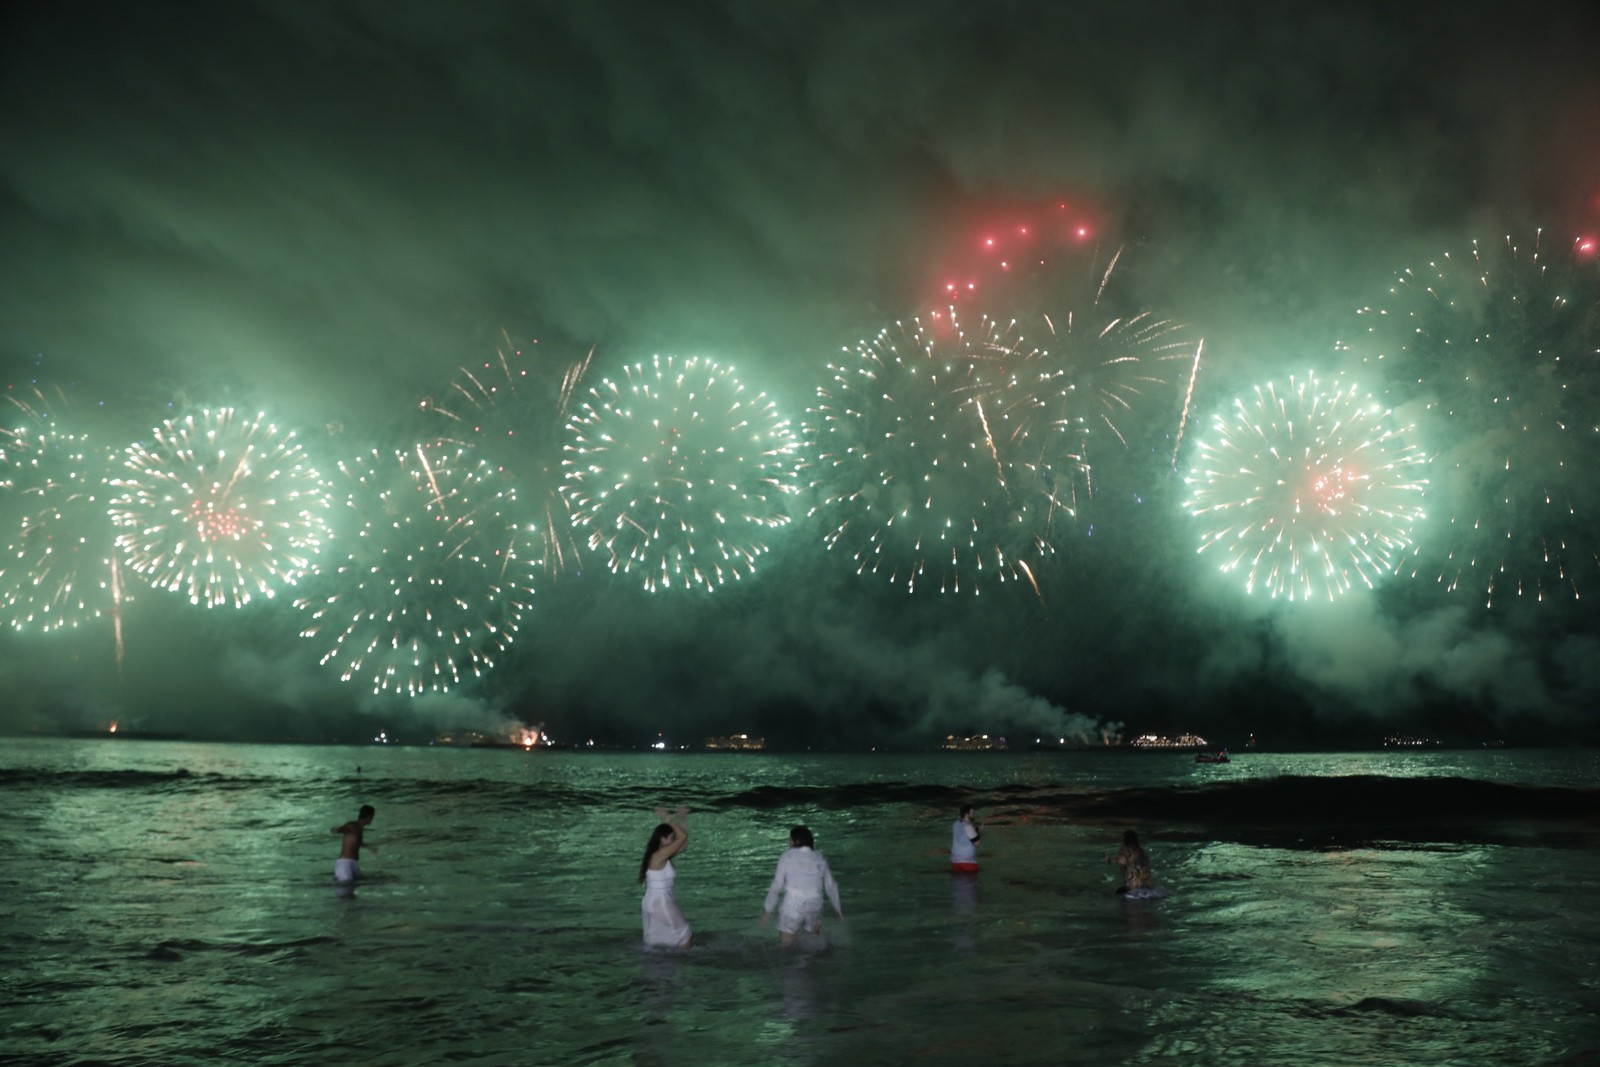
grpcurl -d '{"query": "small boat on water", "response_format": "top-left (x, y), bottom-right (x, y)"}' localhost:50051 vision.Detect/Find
top-left (1195, 749), bottom-right (1230, 764)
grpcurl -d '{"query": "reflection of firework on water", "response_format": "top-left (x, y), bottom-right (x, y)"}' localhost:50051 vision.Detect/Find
top-left (0, 389), bottom-right (129, 634)
top-left (803, 311), bottom-right (1076, 596)
top-left (109, 409), bottom-right (332, 609)
top-left (296, 445), bottom-right (536, 696)
top-left (420, 334), bottom-right (593, 578)
top-left (561, 355), bottom-right (801, 592)
top-left (1185, 372), bottom-right (1429, 601)
top-left (1337, 230), bottom-right (1600, 606)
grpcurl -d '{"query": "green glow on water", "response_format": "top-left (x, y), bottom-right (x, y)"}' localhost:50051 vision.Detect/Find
top-left (2, 742), bottom-right (1596, 1066)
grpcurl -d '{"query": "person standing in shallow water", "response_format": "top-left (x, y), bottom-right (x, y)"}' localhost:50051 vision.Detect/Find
top-left (640, 806), bottom-right (692, 949)
top-left (950, 805), bottom-right (981, 873)
top-left (761, 825), bottom-right (843, 947)
top-left (332, 805), bottom-right (376, 883)
top-left (1108, 829), bottom-right (1152, 893)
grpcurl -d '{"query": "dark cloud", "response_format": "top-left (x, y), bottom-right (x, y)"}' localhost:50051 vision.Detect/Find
top-left (1, 0), bottom-right (1598, 746)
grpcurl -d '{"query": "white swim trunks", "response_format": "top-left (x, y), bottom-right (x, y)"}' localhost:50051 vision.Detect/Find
top-left (334, 858), bottom-right (360, 883)
top-left (777, 894), bottom-right (823, 935)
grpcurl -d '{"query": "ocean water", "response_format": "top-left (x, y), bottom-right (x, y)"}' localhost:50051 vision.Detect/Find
top-left (2, 740), bottom-right (1597, 1066)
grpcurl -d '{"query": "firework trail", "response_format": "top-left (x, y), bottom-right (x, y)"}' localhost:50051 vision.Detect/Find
top-left (1337, 229), bottom-right (1600, 606)
top-left (946, 239), bottom-right (1204, 512)
top-left (1171, 339), bottom-right (1205, 471)
top-left (561, 354), bottom-right (801, 592)
top-left (1021, 300), bottom-right (1200, 484)
top-left (1184, 371), bottom-right (1429, 601)
top-left (295, 445), bottom-right (537, 696)
top-left (109, 409), bottom-right (332, 609)
top-left (0, 387), bottom-right (129, 648)
top-left (420, 333), bottom-right (594, 578)
top-left (803, 311), bottom-right (1077, 596)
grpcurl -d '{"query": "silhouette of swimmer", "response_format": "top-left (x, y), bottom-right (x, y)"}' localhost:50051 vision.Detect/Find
top-left (332, 804), bottom-right (376, 885)
top-left (1108, 829), bottom-right (1153, 893)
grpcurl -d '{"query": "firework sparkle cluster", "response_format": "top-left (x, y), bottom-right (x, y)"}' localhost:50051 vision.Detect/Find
top-left (1336, 230), bottom-right (1600, 606)
top-left (294, 445), bottom-right (536, 696)
top-left (1184, 372), bottom-right (1429, 601)
top-left (109, 409), bottom-right (332, 609)
top-left (801, 232), bottom-right (1204, 598)
top-left (420, 335), bottom-right (594, 580)
top-left (1, 213), bottom-right (1595, 706)
top-left (803, 311), bottom-right (1067, 596)
top-left (0, 389), bottom-right (125, 634)
top-left (561, 354), bottom-right (802, 593)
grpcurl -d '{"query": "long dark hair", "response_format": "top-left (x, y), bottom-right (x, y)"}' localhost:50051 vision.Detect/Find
top-left (639, 823), bottom-right (674, 883)
top-left (1123, 829), bottom-right (1141, 849)
top-left (789, 825), bottom-right (814, 849)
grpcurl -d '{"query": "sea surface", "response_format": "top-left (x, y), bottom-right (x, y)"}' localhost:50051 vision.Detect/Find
top-left (2, 740), bottom-right (1597, 1066)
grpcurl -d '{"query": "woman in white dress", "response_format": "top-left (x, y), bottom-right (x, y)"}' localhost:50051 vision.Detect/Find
top-left (639, 806), bottom-right (692, 948)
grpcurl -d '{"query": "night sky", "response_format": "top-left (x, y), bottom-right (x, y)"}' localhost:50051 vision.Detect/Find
top-left (2, 1), bottom-right (1598, 748)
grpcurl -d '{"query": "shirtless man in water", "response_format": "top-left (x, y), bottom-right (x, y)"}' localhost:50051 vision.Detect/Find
top-left (332, 805), bottom-right (376, 883)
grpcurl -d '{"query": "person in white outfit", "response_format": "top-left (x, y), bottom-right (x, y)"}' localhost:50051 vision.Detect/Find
top-left (951, 805), bottom-right (981, 873)
top-left (639, 806), bottom-right (692, 949)
top-left (761, 825), bottom-right (843, 947)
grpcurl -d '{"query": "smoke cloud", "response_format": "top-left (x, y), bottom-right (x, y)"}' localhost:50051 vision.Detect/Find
top-left (1, 1), bottom-right (1597, 746)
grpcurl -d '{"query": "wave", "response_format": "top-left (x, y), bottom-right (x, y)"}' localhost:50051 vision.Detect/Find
top-left (717, 773), bottom-right (1592, 813)
top-left (716, 775), bottom-right (1600, 847)
top-left (0, 768), bottom-right (202, 790)
top-left (0, 765), bottom-right (696, 814)
top-left (143, 935), bottom-right (337, 962)
top-left (1036, 774), bottom-right (1590, 821)
top-left (1007, 775), bottom-right (1600, 847)
top-left (5, 765), bottom-right (1594, 846)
